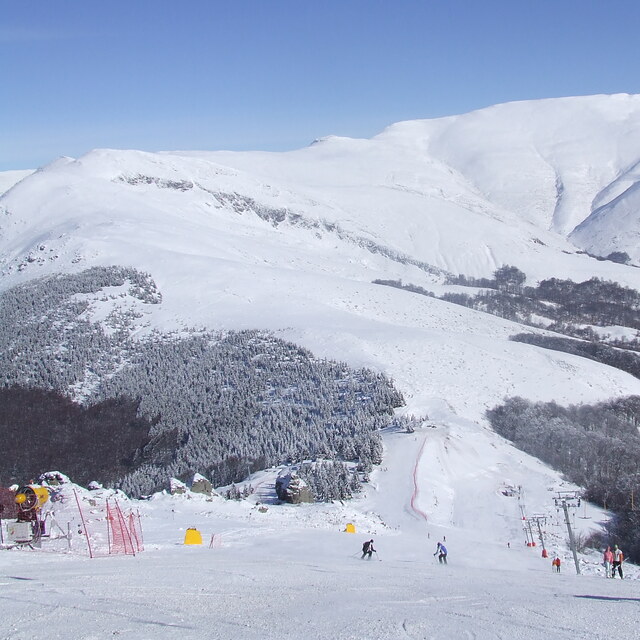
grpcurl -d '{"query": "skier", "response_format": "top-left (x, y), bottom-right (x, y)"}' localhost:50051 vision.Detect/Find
top-left (603, 546), bottom-right (613, 578)
top-left (552, 556), bottom-right (561, 573)
top-left (434, 541), bottom-right (447, 564)
top-left (612, 545), bottom-right (624, 579)
top-left (361, 539), bottom-right (376, 560)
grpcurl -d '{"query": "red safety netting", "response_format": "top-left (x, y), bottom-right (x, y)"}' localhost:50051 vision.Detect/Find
top-left (106, 499), bottom-right (136, 555)
top-left (73, 490), bottom-right (143, 558)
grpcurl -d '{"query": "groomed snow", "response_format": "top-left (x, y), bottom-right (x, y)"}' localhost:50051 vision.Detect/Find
top-left (1, 422), bottom-right (637, 640)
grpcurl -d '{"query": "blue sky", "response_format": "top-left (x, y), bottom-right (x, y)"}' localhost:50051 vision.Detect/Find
top-left (2, 0), bottom-right (639, 170)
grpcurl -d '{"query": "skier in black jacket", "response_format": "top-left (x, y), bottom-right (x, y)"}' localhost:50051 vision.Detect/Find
top-left (361, 539), bottom-right (376, 559)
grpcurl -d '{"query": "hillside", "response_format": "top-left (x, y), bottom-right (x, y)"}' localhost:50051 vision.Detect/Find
top-left (1, 95), bottom-right (640, 551)
top-left (2, 95), bottom-right (640, 411)
top-left (0, 436), bottom-right (637, 639)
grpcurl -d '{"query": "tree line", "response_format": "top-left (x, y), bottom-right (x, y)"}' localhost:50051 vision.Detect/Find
top-left (375, 265), bottom-right (640, 352)
top-left (487, 396), bottom-right (640, 562)
top-left (0, 387), bottom-right (153, 487)
top-left (0, 267), bottom-right (407, 498)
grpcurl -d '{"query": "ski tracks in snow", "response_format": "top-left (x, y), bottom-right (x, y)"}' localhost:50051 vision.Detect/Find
top-left (408, 424), bottom-right (456, 528)
top-left (410, 432), bottom-right (430, 523)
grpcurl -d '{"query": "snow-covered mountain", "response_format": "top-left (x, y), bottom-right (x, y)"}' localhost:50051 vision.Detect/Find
top-left (0, 169), bottom-right (33, 195)
top-left (2, 95), bottom-right (640, 521)
top-left (3, 94), bottom-right (640, 282)
top-left (571, 176), bottom-right (640, 258)
top-left (1, 94), bottom-right (640, 418)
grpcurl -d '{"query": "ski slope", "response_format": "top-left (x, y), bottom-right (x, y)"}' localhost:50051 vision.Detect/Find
top-left (1, 427), bottom-right (637, 640)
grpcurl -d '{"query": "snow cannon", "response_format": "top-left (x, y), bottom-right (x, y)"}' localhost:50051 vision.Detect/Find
top-left (6, 485), bottom-right (50, 544)
top-left (15, 485), bottom-right (49, 521)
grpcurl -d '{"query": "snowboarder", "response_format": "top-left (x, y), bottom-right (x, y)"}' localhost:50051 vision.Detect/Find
top-left (603, 546), bottom-right (613, 578)
top-left (612, 545), bottom-right (624, 579)
top-left (361, 539), bottom-right (376, 560)
top-left (434, 541), bottom-right (447, 564)
top-left (552, 556), bottom-right (561, 573)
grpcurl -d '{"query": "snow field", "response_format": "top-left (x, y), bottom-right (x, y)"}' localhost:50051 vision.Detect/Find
top-left (1, 418), bottom-right (638, 639)
top-left (1, 480), bottom-right (638, 640)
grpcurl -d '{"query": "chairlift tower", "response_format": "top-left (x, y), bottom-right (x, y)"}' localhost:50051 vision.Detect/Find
top-left (554, 491), bottom-right (581, 575)
top-left (529, 515), bottom-right (548, 553)
top-left (517, 487), bottom-right (535, 545)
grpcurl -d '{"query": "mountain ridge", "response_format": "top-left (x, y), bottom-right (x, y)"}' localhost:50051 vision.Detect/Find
top-left (2, 94), bottom-right (640, 430)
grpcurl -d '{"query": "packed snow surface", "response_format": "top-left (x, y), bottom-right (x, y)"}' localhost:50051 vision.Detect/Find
top-left (1, 423), bottom-right (638, 640)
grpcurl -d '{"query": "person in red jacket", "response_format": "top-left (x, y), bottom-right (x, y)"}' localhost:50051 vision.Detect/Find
top-left (552, 556), bottom-right (561, 573)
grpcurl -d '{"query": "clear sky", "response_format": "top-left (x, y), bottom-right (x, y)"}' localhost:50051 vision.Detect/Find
top-left (2, 0), bottom-right (639, 171)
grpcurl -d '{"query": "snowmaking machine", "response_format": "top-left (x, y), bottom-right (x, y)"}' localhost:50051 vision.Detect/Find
top-left (3, 485), bottom-right (50, 546)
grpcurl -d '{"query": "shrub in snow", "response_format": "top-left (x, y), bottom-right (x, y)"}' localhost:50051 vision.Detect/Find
top-left (39, 471), bottom-right (71, 486)
top-left (606, 251), bottom-right (631, 265)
